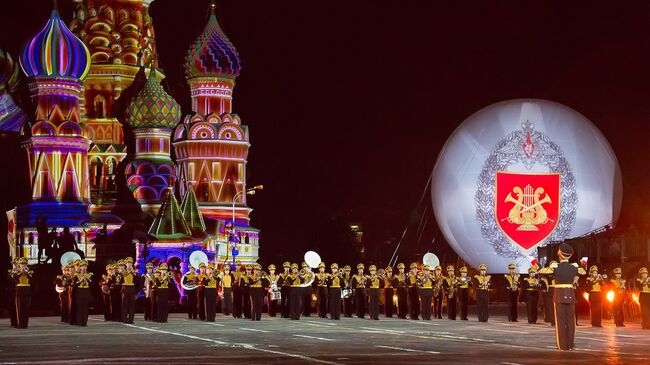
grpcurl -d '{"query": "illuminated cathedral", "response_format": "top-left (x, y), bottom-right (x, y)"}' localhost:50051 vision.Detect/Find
top-left (1, 0), bottom-right (260, 267)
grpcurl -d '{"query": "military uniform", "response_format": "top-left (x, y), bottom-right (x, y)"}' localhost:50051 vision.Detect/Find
top-left (279, 262), bottom-right (291, 318)
top-left (203, 263), bottom-right (219, 322)
top-left (73, 260), bottom-right (92, 326)
top-left (240, 265), bottom-right (252, 319)
top-left (342, 266), bottom-right (354, 318)
top-left (367, 265), bottom-right (382, 320)
top-left (351, 263), bottom-right (367, 318)
top-left (407, 263), bottom-right (420, 320)
top-left (7, 259), bottom-right (18, 327)
top-left (315, 263), bottom-right (328, 318)
top-left (121, 257), bottom-right (137, 324)
top-left (155, 264), bottom-right (171, 323)
top-left (504, 263), bottom-right (520, 322)
top-left (266, 265), bottom-right (280, 317)
top-left (183, 266), bottom-right (199, 319)
top-left (249, 264), bottom-right (265, 321)
top-left (220, 266), bottom-right (235, 315)
top-left (637, 267), bottom-right (650, 329)
top-left (474, 264), bottom-right (490, 322)
top-left (197, 263), bottom-right (207, 320)
top-left (301, 262), bottom-right (314, 317)
top-left (552, 244), bottom-right (578, 351)
top-left (610, 268), bottom-right (626, 327)
top-left (383, 267), bottom-right (395, 318)
top-left (12, 258), bottom-right (32, 329)
top-left (457, 267), bottom-right (472, 320)
top-left (288, 263), bottom-right (303, 320)
top-left (327, 263), bottom-right (342, 320)
top-left (232, 263), bottom-right (244, 318)
top-left (142, 263), bottom-right (155, 321)
top-left (585, 266), bottom-right (604, 327)
top-left (68, 261), bottom-right (78, 325)
top-left (56, 265), bottom-right (71, 323)
top-left (393, 263), bottom-right (408, 319)
top-left (540, 273), bottom-right (553, 324)
top-left (522, 267), bottom-right (540, 324)
top-left (432, 265), bottom-right (444, 319)
top-left (109, 261), bottom-right (123, 322)
top-left (442, 266), bottom-right (458, 320)
top-left (417, 264), bottom-right (433, 320)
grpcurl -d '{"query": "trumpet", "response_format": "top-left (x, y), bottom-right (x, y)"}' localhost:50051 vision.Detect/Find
top-left (597, 274), bottom-right (608, 282)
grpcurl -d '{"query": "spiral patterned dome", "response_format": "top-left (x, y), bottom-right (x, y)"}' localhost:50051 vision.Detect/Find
top-left (184, 3), bottom-right (241, 79)
top-left (126, 68), bottom-right (181, 129)
top-left (20, 9), bottom-right (90, 80)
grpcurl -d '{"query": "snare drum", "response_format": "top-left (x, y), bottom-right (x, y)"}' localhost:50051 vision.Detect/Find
top-left (270, 290), bottom-right (281, 301)
top-left (341, 288), bottom-right (353, 299)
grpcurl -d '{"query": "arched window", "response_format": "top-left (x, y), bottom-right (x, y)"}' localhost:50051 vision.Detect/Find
top-left (94, 95), bottom-right (107, 118)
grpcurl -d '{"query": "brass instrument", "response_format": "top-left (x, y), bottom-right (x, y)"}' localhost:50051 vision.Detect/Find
top-left (507, 274), bottom-right (520, 292)
top-left (618, 279), bottom-right (627, 291)
top-left (447, 277), bottom-right (457, 299)
top-left (377, 269), bottom-right (386, 278)
top-left (180, 272), bottom-right (199, 291)
top-left (596, 274), bottom-right (608, 282)
top-left (78, 272), bottom-right (93, 286)
top-left (479, 275), bottom-right (491, 290)
top-left (457, 276), bottom-right (470, 286)
top-left (433, 276), bottom-right (443, 297)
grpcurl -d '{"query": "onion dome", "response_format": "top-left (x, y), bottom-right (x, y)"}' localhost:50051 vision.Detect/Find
top-left (20, 8), bottom-right (90, 80)
top-left (0, 49), bottom-right (27, 133)
top-left (184, 1), bottom-right (241, 79)
top-left (126, 67), bottom-right (181, 129)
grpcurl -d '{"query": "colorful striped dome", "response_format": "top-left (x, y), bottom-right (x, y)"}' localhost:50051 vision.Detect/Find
top-left (126, 68), bottom-right (181, 129)
top-left (184, 3), bottom-right (241, 79)
top-left (20, 9), bottom-right (90, 80)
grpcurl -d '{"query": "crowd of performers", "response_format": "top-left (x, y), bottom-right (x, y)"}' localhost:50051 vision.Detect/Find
top-left (6, 254), bottom-right (650, 340)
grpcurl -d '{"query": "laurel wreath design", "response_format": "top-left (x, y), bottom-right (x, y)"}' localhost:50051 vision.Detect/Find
top-left (474, 124), bottom-right (577, 259)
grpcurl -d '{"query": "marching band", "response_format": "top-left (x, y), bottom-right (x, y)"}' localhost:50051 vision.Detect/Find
top-left (5, 252), bottom-right (650, 350)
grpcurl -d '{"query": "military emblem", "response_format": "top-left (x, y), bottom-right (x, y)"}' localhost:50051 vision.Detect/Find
top-left (495, 172), bottom-right (560, 251)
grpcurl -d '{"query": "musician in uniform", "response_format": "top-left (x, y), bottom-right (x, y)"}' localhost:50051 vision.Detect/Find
top-left (73, 259), bottom-right (92, 326)
top-left (155, 263), bottom-right (171, 323)
top-left (351, 263), bottom-right (367, 318)
top-left (250, 264), bottom-right (265, 321)
top-left (56, 264), bottom-right (71, 323)
top-left (342, 265), bottom-right (354, 318)
top-left (473, 264), bottom-right (490, 322)
top-left (232, 261), bottom-right (244, 318)
top-left (240, 265), bottom-right (253, 319)
top-left (143, 263), bottom-right (155, 321)
top-left (315, 262), bottom-right (328, 318)
top-left (279, 262), bottom-right (291, 318)
top-left (121, 257), bottom-right (137, 324)
top-left (552, 243), bottom-right (578, 351)
top-left (109, 260), bottom-right (123, 322)
top-left (68, 260), bottom-right (78, 325)
top-left (326, 263), bottom-right (342, 320)
top-left (457, 267), bottom-right (471, 320)
top-left (585, 265), bottom-right (604, 327)
top-left (367, 265), bottom-right (382, 320)
top-left (540, 266), bottom-right (553, 324)
top-left (417, 264), bottom-right (433, 320)
top-left (432, 265), bottom-right (444, 319)
top-left (183, 264), bottom-right (199, 319)
top-left (443, 265), bottom-right (458, 320)
top-left (522, 267), bottom-right (540, 324)
top-left (220, 264), bottom-right (235, 315)
top-left (391, 263), bottom-right (406, 319)
top-left (505, 263), bottom-right (520, 322)
top-left (151, 266), bottom-right (160, 321)
top-left (610, 267), bottom-right (626, 327)
top-left (203, 263), bottom-right (219, 322)
top-left (301, 262), bottom-right (314, 317)
top-left (383, 266), bottom-right (394, 318)
top-left (637, 267), bottom-right (650, 329)
top-left (197, 262), bottom-right (207, 320)
top-left (289, 263), bottom-right (303, 320)
top-left (12, 257), bottom-right (32, 328)
top-left (407, 263), bottom-right (419, 320)
top-left (99, 264), bottom-right (112, 321)
top-left (7, 258), bottom-right (18, 328)
top-left (266, 264), bottom-right (280, 317)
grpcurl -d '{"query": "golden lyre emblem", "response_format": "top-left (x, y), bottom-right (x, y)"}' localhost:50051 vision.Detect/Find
top-left (504, 184), bottom-right (552, 231)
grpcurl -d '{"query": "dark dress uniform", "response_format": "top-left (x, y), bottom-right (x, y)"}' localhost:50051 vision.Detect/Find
top-left (474, 272), bottom-right (490, 322)
top-left (367, 266), bottom-right (383, 320)
top-left (249, 268), bottom-right (264, 321)
top-left (155, 269), bottom-right (171, 323)
top-left (504, 270), bottom-right (520, 322)
top-left (442, 275), bottom-right (458, 320)
top-left (637, 268), bottom-right (650, 329)
top-left (407, 266), bottom-right (420, 320)
top-left (552, 246), bottom-right (579, 351)
top-left (522, 274), bottom-right (540, 324)
top-left (383, 270), bottom-right (395, 318)
top-left (109, 271), bottom-right (122, 322)
top-left (342, 270), bottom-right (354, 318)
top-left (301, 267), bottom-right (314, 317)
top-left (203, 271), bottom-right (219, 322)
top-left (197, 269), bottom-right (207, 320)
top-left (7, 263), bottom-right (17, 327)
top-left (288, 267), bottom-right (303, 320)
top-left (326, 265), bottom-right (342, 320)
top-left (220, 270), bottom-right (235, 315)
top-left (585, 268), bottom-right (604, 327)
top-left (610, 274), bottom-right (626, 327)
top-left (351, 269), bottom-right (367, 319)
top-left (433, 271), bottom-right (444, 319)
top-left (540, 276), bottom-right (553, 323)
top-left (417, 268), bottom-right (433, 320)
top-left (121, 270), bottom-right (137, 324)
top-left (393, 267), bottom-right (408, 319)
top-left (142, 267), bottom-right (155, 321)
top-left (266, 270), bottom-right (280, 317)
top-left (12, 263), bottom-right (32, 329)
top-left (239, 268), bottom-right (252, 319)
top-left (74, 270), bottom-right (92, 326)
top-left (55, 271), bottom-right (70, 323)
top-left (232, 267), bottom-right (243, 318)
top-left (279, 266), bottom-right (291, 318)
top-left (183, 271), bottom-right (199, 319)
top-left (315, 269), bottom-right (328, 318)
top-left (457, 271), bottom-right (472, 320)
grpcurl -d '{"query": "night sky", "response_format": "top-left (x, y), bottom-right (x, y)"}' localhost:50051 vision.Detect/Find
top-left (2, 1), bottom-right (650, 266)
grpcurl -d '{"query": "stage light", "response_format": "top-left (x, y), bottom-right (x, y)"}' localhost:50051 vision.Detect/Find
top-left (606, 290), bottom-right (615, 303)
top-left (632, 292), bottom-right (640, 305)
top-left (583, 292), bottom-right (589, 302)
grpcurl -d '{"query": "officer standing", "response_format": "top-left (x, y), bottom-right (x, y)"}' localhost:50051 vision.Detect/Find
top-left (367, 265), bottom-right (382, 320)
top-left (457, 267), bottom-right (471, 320)
top-left (315, 262), bottom-right (328, 318)
top-left (73, 260), bottom-right (92, 326)
top-left (637, 267), bottom-right (649, 329)
top-left (505, 263), bottom-right (520, 322)
top-left (585, 265), bottom-right (604, 327)
top-left (610, 267), bottom-right (626, 327)
top-left (351, 263), bottom-right (367, 318)
top-left (121, 257), bottom-right (136, 324)
top-left (393, 263), bottom-right (408, 319)
top-left (326, 263), bottom-right (342, 320)
top-left (383, 266), bottom-right (394, 318)
top-left (552, 243), bottom-right (578, 351)
top-left (522, 267), bottom-right (540, 324)
top-left (142, 263), bottom-right (155, 321)
top-left (155, 264), bottom-right (171, 323)
top-left (249, 264), bottom-right (264, 321)
top-left (407, 263), bottom-right (419, 320)
top-left (474, 264), bottom-right (490, 322)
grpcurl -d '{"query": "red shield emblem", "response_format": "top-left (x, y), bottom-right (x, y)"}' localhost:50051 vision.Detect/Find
top-left (495, 171), bottom-right (560, 251)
